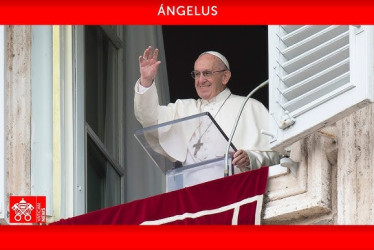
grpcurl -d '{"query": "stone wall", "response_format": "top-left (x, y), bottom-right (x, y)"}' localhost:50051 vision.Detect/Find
top-left (336, 104), bottom-right (374, 224)
top-left (5, 25), bottom-right (32, 200)
top-left (263, 104), bottom-right (374, 225)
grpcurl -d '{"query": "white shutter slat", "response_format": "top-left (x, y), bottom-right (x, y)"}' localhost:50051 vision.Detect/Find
top-left (268, 25), bottom-right (374, 152)
top-left (280, 26), bottom-right (348, 60)
top-left (281, 58), bottom-right (350, 100)
top-left (284, 73), bottom-right (351, 115)
top-left (281, 45), bottom-right (349, 88)
top-left (280, 25), bottom-right (303, 34)
top-left (280, 26), bottom-right (327, 47)
top-left (281, 31), bottom-right (349, 73)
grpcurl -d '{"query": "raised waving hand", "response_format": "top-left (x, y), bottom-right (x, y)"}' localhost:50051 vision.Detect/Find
top-left (139, 46), bottom-right (161, 87)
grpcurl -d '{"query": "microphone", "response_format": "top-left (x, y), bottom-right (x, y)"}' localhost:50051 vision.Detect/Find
top-left (224, 79), bottom-right (269, 177)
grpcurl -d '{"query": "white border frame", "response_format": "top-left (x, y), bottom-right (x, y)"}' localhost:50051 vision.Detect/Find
top-left (0, 26), bottom-right (6, 222)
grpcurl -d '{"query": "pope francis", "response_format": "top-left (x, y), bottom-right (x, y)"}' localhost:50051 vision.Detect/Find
top-left (134, 46), bottom-right (280, 186)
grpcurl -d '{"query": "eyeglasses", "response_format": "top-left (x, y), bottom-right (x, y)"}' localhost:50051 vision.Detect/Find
top-left (190, 69), bottom-right (227, 79)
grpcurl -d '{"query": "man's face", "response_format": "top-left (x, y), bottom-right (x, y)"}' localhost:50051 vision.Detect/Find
top-left (194, 54), bottom-right (231, 101)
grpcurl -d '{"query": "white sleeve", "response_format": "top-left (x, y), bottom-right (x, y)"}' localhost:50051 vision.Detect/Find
top-left (135, 79), bottom-right (152, 94)
top-left (247, 150), bottom-right (281, 170)
top-left (134, 80), bottom-right (159, 127)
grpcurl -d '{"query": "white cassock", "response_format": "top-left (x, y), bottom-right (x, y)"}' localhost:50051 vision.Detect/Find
top-left (134, 80), bottom-right (280, 187)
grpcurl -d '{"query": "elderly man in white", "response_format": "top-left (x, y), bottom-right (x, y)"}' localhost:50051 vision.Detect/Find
top-left (134, 46), bottom-right (280, 187)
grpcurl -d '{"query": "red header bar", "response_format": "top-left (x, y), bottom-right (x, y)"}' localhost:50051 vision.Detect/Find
top-left (0, 0), bottom-right (373, 24)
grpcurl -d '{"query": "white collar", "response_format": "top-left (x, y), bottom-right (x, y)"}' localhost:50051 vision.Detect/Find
top-left (201, 88), bottom-right (231, 105)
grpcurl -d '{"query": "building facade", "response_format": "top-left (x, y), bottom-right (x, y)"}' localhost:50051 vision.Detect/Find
top-left (1, 25), bottom-right (373, 225)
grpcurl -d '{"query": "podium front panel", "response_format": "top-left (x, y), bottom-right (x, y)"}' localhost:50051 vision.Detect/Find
top-left (166, 156), bottom-right (233, 192)
top-left (134, 112), bottom-right (237, 191)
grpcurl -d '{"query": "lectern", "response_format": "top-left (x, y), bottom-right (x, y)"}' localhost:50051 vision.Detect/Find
top-left (134, 112), bottom-right (237, 192)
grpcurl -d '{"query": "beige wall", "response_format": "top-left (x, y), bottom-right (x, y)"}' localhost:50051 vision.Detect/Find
top-left (263, 104), bottom-right (374, 225)
top-left (6, 25), bottom-right (32, 202)
top-left (336, 104), bottom-right (374, 224)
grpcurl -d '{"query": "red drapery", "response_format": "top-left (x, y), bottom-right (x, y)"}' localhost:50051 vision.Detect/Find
top-left (52, 166), bottom-right (269, 225)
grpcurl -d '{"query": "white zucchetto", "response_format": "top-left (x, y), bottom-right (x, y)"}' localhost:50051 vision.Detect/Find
top-left (200, 51), bottom-right (230, 70)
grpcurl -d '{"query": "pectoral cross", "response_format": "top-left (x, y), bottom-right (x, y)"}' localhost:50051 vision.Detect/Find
top-left (193, 138), bottom-right (203, 156)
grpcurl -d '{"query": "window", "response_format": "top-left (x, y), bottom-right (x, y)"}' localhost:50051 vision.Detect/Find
top-left (268, 25), bottom-right (374, 152)
top-left (83, 26), bottom-right (125, 212)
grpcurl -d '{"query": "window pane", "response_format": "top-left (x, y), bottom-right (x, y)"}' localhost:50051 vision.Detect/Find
top-left (85, 26), bottom-right (119, 159)
top-left (87, 136), bottom-right (106, 212)
top-left (105, 166), bottom-right (121, 206)
top-left (87, 135), bottom-right (121, 212)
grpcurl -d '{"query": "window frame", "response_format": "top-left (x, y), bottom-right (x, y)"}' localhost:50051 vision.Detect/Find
top-left (74, 25), bottom-right (126, 214)
top-left (30, 25), bottom-right (54, 216)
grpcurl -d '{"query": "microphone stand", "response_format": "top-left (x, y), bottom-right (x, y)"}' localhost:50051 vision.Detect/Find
top-left (224, 79), bottom-right (269, 177)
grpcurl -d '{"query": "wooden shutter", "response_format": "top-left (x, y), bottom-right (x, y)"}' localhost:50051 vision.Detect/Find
top-left (268, 25), bottom-right (374, 152)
